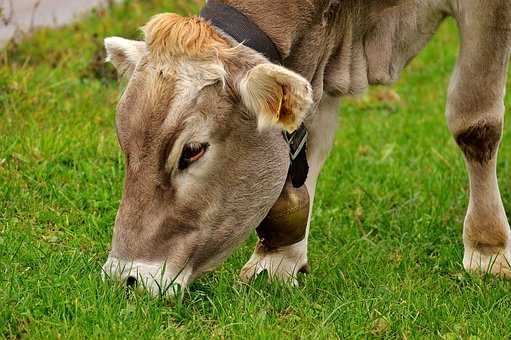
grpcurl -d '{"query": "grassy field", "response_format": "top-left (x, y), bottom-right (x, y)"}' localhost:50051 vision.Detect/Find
top-left (2, 0), bottom-right (511, 338)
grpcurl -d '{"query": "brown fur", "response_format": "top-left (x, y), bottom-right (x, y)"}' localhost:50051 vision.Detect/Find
top-left (103, 0), bottom-right (511, 291)
top-left (455, 122), bottom-right (502, 164)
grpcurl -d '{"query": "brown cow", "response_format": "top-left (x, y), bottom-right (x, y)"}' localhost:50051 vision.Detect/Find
top-left (102, 0), bottom-right (511, 295)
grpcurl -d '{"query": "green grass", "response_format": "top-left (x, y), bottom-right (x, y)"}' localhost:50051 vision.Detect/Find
top-left (2, 1), bottom-right (511, 338)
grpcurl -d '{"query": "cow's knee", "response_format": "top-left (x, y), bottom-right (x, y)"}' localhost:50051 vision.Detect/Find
top-left (454, 120), bottom-right (502, 165)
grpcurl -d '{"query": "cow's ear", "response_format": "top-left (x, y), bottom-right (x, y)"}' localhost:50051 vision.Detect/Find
top-left (239, 64), bottom-right (313, 133)
top-left (104, 37), bottom-right (146, 79)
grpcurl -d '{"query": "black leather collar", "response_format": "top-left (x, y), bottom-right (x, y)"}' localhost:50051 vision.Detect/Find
top-left (200, 0), bottom-right (282, 64)
top-left (200, 0), bottom-right (309, 188)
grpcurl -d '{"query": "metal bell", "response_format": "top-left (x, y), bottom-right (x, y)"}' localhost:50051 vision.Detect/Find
top-left (256, 177), bottom-right (310, 250)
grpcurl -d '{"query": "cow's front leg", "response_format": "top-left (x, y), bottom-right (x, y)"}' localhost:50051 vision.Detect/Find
top-left (448, 4), bottom-right (511, 277)
top-left (460, 156), bottom-right (511, 277)
top-left (240, 95), bottom-right (339, 284)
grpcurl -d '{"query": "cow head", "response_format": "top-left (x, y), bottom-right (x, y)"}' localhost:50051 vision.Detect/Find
top-left (101, 13), bottom-right (313, 295)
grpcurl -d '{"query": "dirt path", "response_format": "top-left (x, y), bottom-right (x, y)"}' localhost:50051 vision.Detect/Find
top-left (0, 0), bottom-right (111, 46)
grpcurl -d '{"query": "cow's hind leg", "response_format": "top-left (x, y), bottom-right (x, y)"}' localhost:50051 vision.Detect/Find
top-left (240, 95), bottom-right (339, 284)
top-left (448, 3), bottom-right (511, 277)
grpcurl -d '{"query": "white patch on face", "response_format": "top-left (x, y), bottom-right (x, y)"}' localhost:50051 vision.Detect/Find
top-left (162, 59), bottom-right (226, 177)
top-left (176, 60), bottom-right (226, 99)
top-left (101, 256), bottom-right (192, 296)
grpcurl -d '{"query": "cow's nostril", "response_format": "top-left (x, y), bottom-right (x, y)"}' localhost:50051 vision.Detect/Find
top-left (126, 276), bottom-right (137, 288)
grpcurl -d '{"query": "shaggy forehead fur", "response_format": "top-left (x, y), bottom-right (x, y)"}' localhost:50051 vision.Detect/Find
top-left (137, 13), bottom-right (232, 114)
top-left (143, 13), bottom-right (231, 61)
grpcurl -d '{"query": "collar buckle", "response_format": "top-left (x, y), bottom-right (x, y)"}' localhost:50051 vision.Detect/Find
top-left (284, 124), bottom-right (308, 161)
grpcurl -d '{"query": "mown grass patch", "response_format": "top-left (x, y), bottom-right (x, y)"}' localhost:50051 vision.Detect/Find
top-left (1, 1), bottom-right (511, 338)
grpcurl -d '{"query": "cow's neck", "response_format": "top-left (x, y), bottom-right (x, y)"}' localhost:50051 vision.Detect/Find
top-left (214, 0), bottom-right (373, 102)
top-left (219, 0), bottom-right (324, 57)
top-left (217, 1), bottom-right (329, 93)
top-left (215, 0), bottom-right (449, 102)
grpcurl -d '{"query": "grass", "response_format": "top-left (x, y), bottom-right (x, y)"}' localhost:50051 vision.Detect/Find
top-left (1, 1), bottom-right (511, 338)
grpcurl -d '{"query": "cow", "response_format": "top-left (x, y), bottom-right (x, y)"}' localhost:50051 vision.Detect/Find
top-left (101, 0), bottom-right (511, 296)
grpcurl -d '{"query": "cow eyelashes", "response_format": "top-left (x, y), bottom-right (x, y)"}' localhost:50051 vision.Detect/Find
top-left (178, 142), bottom-right (208, 170)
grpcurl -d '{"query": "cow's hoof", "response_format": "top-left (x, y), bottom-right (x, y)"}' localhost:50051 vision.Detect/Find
top-left (240, 241), bottom-right (308, 285)
top-left (463, 246), bottom-right (511, 278)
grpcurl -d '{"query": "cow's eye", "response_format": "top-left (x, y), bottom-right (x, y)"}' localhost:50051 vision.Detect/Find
top-left (179, 143), bottom-right (208, 170)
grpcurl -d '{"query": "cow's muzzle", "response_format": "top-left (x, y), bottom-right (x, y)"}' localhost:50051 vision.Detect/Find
top-left (101, 257), bottom-right (190, 296)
